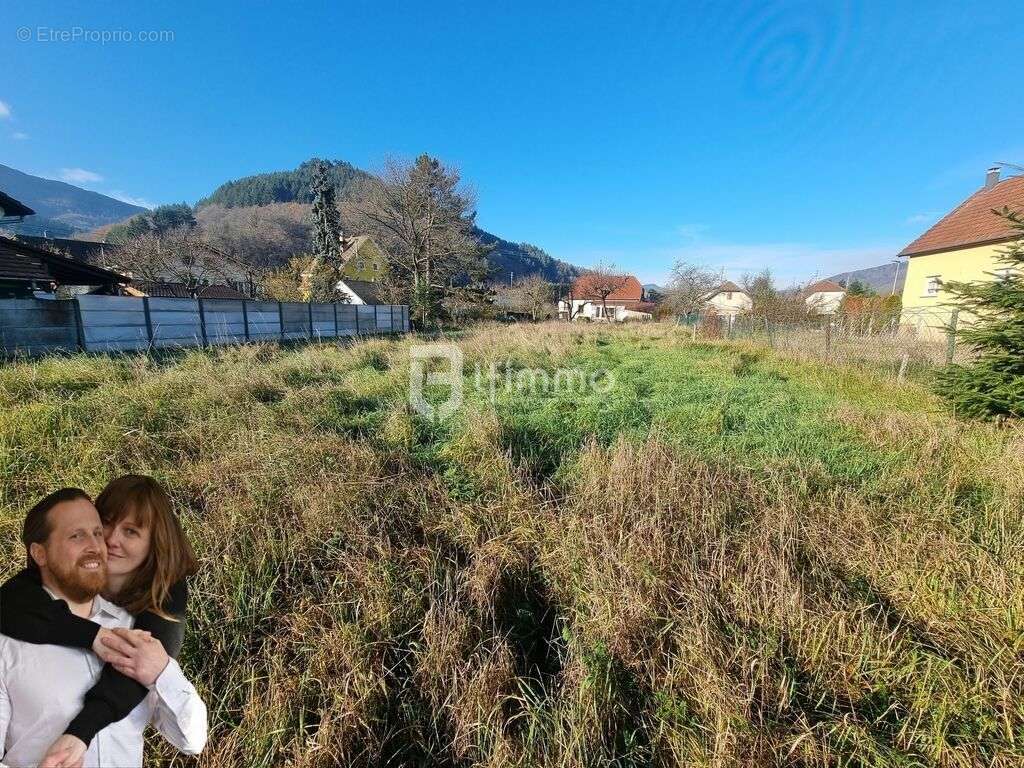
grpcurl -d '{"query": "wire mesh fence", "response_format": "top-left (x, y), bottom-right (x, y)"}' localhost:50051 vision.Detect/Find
top-left (678, 307), bottom-right (972, 379)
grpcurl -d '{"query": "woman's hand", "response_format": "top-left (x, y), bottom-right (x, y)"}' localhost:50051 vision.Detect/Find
top-left (92, 626), bottom-right (148, 664)
top-left (39, 734), bottom-right (87, 768)
top-left (100, 628), bottom-right (169, 686)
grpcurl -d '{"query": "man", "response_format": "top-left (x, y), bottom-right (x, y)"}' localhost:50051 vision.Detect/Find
top-left (0, 488), bottom-right (207, 768)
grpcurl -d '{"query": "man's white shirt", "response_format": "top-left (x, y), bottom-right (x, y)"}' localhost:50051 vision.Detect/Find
top-left (0, 593), bottom-right (207, 768)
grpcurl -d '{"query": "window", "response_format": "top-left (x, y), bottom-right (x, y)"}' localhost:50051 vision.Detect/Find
top-left (924, 275), bottom-right (941, 297)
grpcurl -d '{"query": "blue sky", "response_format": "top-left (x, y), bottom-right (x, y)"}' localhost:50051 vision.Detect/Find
top-left (2, 0), bottom-right (1021, 285)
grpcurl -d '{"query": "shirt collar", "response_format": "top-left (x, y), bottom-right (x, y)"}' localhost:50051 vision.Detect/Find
top-left (41, 586), bottom-right (131, 622)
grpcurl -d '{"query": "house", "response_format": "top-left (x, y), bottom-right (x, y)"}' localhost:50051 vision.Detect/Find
top-left (900, 167), bottom-right (1023, 333)
top-left (558, 274), bottom-right (652, 321)
top-left (338, 235), bottom-right (387, 282)
top-left (336, 278), bottom-right (383, 305)
top-left (12, 235), bottom-right (122, 267)
top-left (0, 191), bottom-right (35, 223)
top-left (704, 281), bottom-right (753, 317)
top-left (0, 235), bottom-right (127, 299)
top-left (123, 281), bottom-right (247, 300)
top-left (802, 279), bottom-right (846, 315)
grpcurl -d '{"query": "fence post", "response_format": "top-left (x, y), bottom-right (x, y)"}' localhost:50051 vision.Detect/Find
top-left (355, 304), bottom-right (360, 335)
top-left (278, 301), bottom-right (285, 341)
top-left (897, 352), bottom-right (910, 383)
top-left (374, 304), bottom-right (380, 335)
top-left (946, 309), bottom-right (959, 365)
top-left (242, 300), bottom-right (250, 342)
top-left (142, 297), bottom-right (154, 347)
top-left (72, 297), bottom-right (86, 352)
top-left (824, 318), bottom-right (832, 359)
top-left (307, 302), bottom-right (314, 340)
top-left (333, 302), bottom-right (339, 338)
top-left (197, 297), bottom-right (208, 348)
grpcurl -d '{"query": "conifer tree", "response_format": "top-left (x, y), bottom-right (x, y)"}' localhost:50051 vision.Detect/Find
top-left (935, 207), bottom-right (1024, 420)
top-left (309, 160), bottom-right (342, 265)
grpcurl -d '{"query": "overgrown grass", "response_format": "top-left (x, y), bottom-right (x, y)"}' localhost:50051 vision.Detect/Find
top-left (1, 323), bottom-right (1022, 767)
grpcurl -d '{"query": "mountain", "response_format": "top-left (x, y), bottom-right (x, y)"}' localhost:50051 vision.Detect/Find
top-left (197, 159), bottom-right (372, 208)
top-left (196, 158), bottom-right (579, 283)
top-left (0, 164), bottom-right (148, 237)
top-left (827, 261), bottom-right (904, 296)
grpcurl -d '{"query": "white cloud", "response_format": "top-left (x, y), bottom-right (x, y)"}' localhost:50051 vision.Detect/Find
top-left (0, 101), bottom-right (10, 119)
top-left (107, 190), bottom-right (155, 210)
top-left (11, 131), bottom-right (28, 140)
top-left (59, 167), bottom-right (104, 184)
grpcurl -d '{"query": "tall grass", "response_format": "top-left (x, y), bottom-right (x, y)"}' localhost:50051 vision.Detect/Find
top-left (0, 323), bottom-right (1021, 766)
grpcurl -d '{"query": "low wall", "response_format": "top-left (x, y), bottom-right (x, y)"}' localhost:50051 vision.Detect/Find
top-left (0, 296), bottom-right (409, 356)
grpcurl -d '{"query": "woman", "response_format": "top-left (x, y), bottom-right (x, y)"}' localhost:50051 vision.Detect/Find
top-left (0, 475), bottom-right (198, 764)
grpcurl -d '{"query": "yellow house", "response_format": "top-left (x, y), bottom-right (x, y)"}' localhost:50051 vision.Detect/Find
top-left (900, 168), bottom-right (1023, 333)
top-left (338, 235), bottom-right (388, 282)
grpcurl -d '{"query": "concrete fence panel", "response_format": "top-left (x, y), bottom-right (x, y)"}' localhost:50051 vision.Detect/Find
top-left (0, 296), bottom-right (408, 357)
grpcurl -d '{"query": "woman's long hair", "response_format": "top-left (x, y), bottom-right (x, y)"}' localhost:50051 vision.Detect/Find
top-left (95, 475), bottom-right (198, 618)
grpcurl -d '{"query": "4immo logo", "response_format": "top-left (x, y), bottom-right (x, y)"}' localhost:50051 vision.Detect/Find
top-left (409, 343), bottom-right (615, 423)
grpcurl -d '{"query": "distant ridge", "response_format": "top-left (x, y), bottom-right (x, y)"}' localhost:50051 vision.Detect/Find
top-left (196, 158), bottom-right (580, 284)
top-left (0, 164), bottom-right (147, 236)
top-left (827, 261), bottom-right (905, 295)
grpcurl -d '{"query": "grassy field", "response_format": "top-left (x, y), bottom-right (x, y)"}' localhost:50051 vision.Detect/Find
top-left (1, 322), bottom-right (1022, 767)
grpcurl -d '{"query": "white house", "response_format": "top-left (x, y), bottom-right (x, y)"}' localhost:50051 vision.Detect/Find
top-left (704, 281), bottom-right (753, 317)
top-left (558, 274), bottom-right (653, 322)
top-left (803, 279), bottom-right (846, 315)
top-left (336, 278), bottom-right (382, 305)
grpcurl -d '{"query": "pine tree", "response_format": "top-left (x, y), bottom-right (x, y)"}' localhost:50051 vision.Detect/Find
top-left (309, 160), bottom-right (342, 265)
top-left (935, 207), bottom-right (1024, 421)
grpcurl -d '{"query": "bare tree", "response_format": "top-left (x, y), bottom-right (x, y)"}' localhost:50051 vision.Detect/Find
top-left (197, 203), bottom-right (312, 293)
top-left (501, 274), bottom-right (555, 320)
top-left (107, 227), bottom-right (235, 288)
top-left (662, 260), bottom-right (720, 316)
top-left (582, 262), bottom-right (629, 321)
top-left (345, 154), bottom-right (489, 325)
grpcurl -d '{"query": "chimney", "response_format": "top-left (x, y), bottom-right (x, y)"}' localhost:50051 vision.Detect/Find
top-left (985, 166), bottom-right (1000, 190)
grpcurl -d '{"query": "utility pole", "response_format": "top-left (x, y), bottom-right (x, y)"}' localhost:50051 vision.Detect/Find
top-left (891, 258), bottom-right (902, 296)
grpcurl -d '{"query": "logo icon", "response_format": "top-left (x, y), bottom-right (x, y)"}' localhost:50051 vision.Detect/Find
top-left (409, 344), bottom-right (463, 422)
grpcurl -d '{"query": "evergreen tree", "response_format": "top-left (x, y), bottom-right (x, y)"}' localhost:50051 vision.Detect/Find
top-left (935, 208), bottom-right (1024, 421)
top-left (309, 160), bottom-right (342, 265)
top-left (846, 279), bottom-right (875, 297)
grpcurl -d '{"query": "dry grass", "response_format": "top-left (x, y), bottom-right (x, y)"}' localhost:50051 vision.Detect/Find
top-left (0, 322), bottom-right (1021, 767)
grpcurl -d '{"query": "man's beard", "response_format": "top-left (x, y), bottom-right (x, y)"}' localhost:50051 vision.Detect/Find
top-left (49, 553), bottom-right (107, 602)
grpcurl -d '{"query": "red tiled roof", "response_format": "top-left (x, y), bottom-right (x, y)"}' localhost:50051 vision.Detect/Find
top-left (570, 273), bottom-right (644, 301)
top-left (900, 175), bottom-right (1024, 257)
top-left (804, 279), bottom-right (845, 294)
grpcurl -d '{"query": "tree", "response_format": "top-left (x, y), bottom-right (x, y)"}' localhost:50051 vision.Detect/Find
top-left (499, 275), bottom-right (555, 320)
top-left (107, 203), bottom-right (196, 243)
top-left (662, 260), bottom-right (720, 316)
top-left (935, 208), bottom-right (1024, 421)
top-left (346, 154), bottom-right (489, 326)
top-left (583, 262), bottom-right (629, 321)
top-left (846, 279), bottom-right (875, 297)
top-left (261, 255), bottom-right (338, 302)
top-left (309, 161), bottom-right (342, 266)
top-left (197, 202), bottom-right (312, 292)
top-left (108, 227), bottom-right (233, 288)
top-left (741, 269), bottom-right (778, 311)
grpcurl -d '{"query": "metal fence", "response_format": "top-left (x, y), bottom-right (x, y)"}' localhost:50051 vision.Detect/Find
top-left (679, 307), bottom-right (971, 378)
top-left (0, 295), bottom-right (409, 356)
